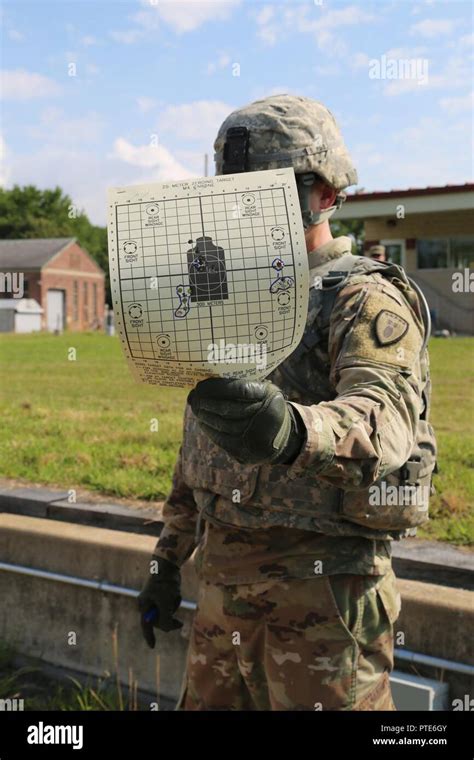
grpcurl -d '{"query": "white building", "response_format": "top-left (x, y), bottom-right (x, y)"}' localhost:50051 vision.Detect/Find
top-left (0, 298), bottom-right (43, 333)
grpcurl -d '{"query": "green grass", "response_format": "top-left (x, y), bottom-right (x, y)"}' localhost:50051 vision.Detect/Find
top-left (418, 338), bottom-right (474, 545)
top-left (0, 639), bottom-right (143, 711)
top-left (0, 332), bottom-right (187, 500)
top-left (0, 333), bottom-right (472, 544)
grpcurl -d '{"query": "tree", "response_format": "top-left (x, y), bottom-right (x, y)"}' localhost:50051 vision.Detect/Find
top-left (330, 217), bottom-right (365, 254)
top-left (0, 185), bottom-right (110, 301)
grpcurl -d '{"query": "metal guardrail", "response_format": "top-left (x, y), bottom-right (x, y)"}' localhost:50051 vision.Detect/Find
top-left (1, 559), bottom-right (473, 678)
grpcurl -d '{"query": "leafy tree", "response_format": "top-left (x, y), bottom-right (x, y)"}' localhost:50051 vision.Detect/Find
top-left (0, 185), bottom-right (110, 301)
top-left (331, 217), bottom-right (365, 254)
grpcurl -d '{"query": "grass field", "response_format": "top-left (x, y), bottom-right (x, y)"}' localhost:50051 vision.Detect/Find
top-left (0, 333), bottom-right (472, 545)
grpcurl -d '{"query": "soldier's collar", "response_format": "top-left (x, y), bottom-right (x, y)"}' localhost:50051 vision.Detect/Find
top-left (307, 236), bottom-right (353, 270)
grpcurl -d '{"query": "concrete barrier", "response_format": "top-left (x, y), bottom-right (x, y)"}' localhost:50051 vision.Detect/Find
top-left (0, 514), bottom-right (197, 703)
top-left (0, 513), bottom-right (472, 707)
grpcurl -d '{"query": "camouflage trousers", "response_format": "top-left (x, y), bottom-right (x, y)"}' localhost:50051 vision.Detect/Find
top-left (177, 570), bottom-right (400, 711)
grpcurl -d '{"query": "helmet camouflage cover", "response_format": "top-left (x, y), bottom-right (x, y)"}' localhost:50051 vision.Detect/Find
top-left (214, 93), bottom-right (358, 191)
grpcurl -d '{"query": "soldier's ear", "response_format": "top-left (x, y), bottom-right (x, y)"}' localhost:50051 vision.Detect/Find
top-left (309, 179), bottom-right (337, 211)
top-left (319, 181), bottom-right (337, 210)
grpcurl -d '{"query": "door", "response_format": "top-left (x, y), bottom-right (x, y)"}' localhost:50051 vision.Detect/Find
top-left (47, 289), bottom-right (65, 332)
top-left (380, 239), bottom-right (406, 268)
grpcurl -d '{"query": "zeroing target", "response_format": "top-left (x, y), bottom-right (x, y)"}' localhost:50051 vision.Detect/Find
top-left (156, 334), bottom-right (170, 348)
top-left (255, 325), bottom-right (268, 341)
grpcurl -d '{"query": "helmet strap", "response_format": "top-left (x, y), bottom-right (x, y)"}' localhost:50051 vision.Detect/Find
top-left (296, 172), bottom-right (346, 229)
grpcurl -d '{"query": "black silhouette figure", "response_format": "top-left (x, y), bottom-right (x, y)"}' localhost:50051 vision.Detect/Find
top-left (187, 236), bottom-right (228, 302)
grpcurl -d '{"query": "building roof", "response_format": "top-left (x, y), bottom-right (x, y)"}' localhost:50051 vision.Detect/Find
top-left (346, 182), bottom-right (474, 202)
top-left (0, 298), bottom-right (43, 313)
top-left (0, 238), bottom-right (75, 270)
top-left (337, 183), bottom-right (474, 220)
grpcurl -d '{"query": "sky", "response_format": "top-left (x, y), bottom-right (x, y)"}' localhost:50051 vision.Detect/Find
top-left (1, 0), bottom-right (473, 226)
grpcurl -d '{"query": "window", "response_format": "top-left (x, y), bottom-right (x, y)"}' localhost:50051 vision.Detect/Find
top-left (93, 283), bottom-right (98, 319)
top-left (450, 237), bottom-right (474, 269)
top-left (83, 282), bottom-right (89, 324)
top-left (380, 240), bottom-right (405, 267)
top-left (73, 281), bottom-right (78, 321)
top-left (417, 239), bottom-right (448, 269)
top-left (417, 237), bottom-right (474, 269)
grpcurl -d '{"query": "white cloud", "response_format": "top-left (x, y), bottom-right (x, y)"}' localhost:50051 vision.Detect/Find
top-left (25, 107), bottom-right (105, 144)
top-left (136, 96), bottom-right (157, 114)
top-left (0, 69), bottom-right (62, 100)
top-left (255, 4), bottom-right (278, 46)
top-left (257, 24), bottom-right (278, 46)
top-left (2, 135), bottom-right (198, 225)
top-left (173, 148), bottom-right (211, 176)
top-left (1, 144), bottom-right (108, 224)
top-left (109, 29), bottom-right (143, 45)
top-left (439, 91), bottom-right (474, 114)
top-left (81, 35), bottom-right (97, 46)
top-left (310, 6), bottom-right (375, 56)
top-left (250, 85), bottom-right (293, 101)
top-left (385, 115), bottom-right (473, 186)
top-left (410, 18), bottom-right (457, 38)
top-left (458, 33), bottom-right (474, 49)
top-left (350, 52), bottom-right (370, 70)
top-left (253, 4), bottom-right (375, 56)
top-left (156, 100), bottom-right (234, 143)
top-left (313, 62), bottom-right (341, 76)
top-left (384, 46), bottom-right (429, 58)
top-left (353, 143), bottom-right (384, 167)
top-left (255, 5), bottom-right (274, 26)
top-left (207, 52), bottom-right (231, 74)
top-left (136, 0), bottom-right (241, 35)
top-left (0, 135), bottom-right (11, 186)
top-left (8, 29), bottom-right (25, 42)
top-left (111, 137), bottom-right (196, 180)
top-left (382, 52), bottom-right (471, 95)
top-left (383, 75), bottom-right (443, 96)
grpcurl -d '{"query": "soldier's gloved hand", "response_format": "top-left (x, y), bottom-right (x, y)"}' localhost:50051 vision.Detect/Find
top-left (188, 378), bottom-right (306, 465)
top-left (137, 557), bottom-right (183, 648)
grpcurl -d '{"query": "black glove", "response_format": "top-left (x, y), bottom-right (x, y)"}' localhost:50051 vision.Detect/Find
top-left (137, 557), bottom-right (183, 648)
top-left (187, 378), bottom-right (305, 465)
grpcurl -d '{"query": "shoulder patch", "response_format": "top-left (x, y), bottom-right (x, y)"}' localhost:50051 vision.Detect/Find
top-left (375, 310), bottom-right (409, 346)
top-left (332, 284), bottom-right (424, 372)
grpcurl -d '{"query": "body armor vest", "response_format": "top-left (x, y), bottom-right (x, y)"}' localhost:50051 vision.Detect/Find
top-left (180, 252), bottom-right (437, 542)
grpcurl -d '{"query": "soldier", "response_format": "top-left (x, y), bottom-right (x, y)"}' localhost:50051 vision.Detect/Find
top-left (137, 95), bottom-right (437, 711)
top-left (367, 244), bottom-right (387, 262)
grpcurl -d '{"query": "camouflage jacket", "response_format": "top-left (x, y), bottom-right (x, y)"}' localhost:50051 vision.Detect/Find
top-left (152, 236), bottom-right (429, 584)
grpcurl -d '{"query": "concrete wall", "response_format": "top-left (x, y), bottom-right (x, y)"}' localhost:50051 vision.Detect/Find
top-left (409, 270), bottom-right (474, 333)
top-left (0, 513), bottom-right (472, 707)
top-left (0, 514), bottom-right (192, 704)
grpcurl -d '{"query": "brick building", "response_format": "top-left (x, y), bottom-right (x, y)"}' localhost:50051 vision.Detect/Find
top-left (0, 238), bottom-right (105, 332)
top-left (337, 183), bottom-right (474, 333)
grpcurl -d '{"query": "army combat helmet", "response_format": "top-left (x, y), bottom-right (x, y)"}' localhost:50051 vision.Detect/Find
top-left (214, 94), bottom-right (358, 228)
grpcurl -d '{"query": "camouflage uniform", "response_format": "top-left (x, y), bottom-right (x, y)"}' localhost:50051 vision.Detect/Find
top-left (148, 96), bottom-right (435, 711)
